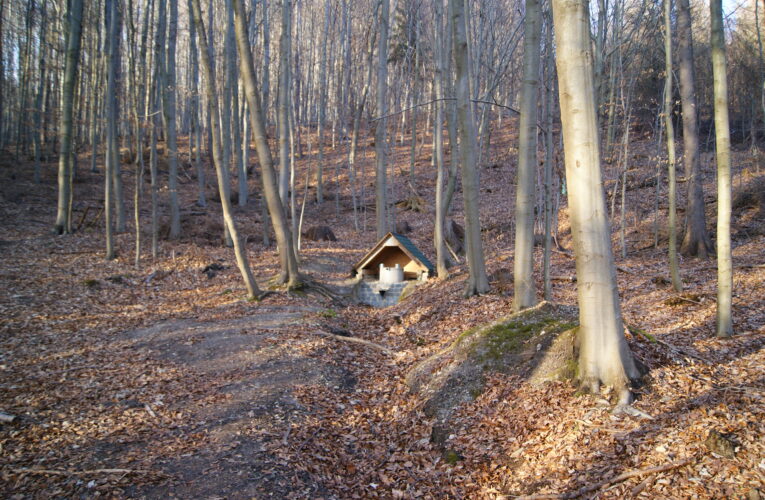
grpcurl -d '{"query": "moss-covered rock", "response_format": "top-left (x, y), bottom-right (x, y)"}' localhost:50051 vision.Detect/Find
top-left (406, 302), bottom-right (579, 427)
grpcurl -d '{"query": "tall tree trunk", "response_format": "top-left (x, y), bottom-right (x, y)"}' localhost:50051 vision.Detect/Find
top-left (188, 0), bottom-right (205, 207)
top-left (54, 0), bottom-right (84, 235)
top-left (434, 0), bottom-right (448, 279)
top-left (33, 1), bottom-right (48, 184)
top-left (542, 12), bottom-right (554, 302)
top-left (233, 0), bottom-right (300, 287)
top-left (513, 0), bottom-right (542, 311)
top-left (375, 0), bottom-right (391, 238)
top-left (277, 0), bottom-right (291, 210)
top-left (451, 0), bottom-right (489, 296)
top-left (552, 0), bottom-right (639, 402)
top-left (711, 0), bottom-right (733, 337)
top-left (104, 0), bottom-right (121, 259)
top-left (162, 0), bottom-right (180, 238)
top-left (677, 0), bottom-right (712, 258)
top-left (664, 0), bottom-right (682, 292)
top-left (190, 0), bottom-right (262, 299)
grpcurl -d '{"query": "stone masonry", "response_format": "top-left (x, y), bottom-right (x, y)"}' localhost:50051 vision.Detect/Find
top-left (355, 281), bottom-right (410, 308)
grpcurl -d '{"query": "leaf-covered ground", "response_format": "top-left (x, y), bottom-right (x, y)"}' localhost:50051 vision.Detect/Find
top-left (1, 123), bottom-right (763, 498)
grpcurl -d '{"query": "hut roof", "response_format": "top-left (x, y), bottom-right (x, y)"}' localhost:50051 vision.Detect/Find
top-left (352, 232), bottom-right (435, 275)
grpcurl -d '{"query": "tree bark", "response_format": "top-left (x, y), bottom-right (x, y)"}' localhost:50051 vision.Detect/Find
top-left (710, 0), bottom-right (733, 337)
top-left (552, 0), bottom-right (639, 401)
top-left (664, 0), bottom-right (682, 292)
top-left (233, 0), bottom-right (301, 287)
top-left (190, 0), bottom-right (262, 299)
top-left (513, 0), bottom-right (542, 311)
top-left (54, 0), bottom-right (84, 235)
top-left (677, 0), bottom-right (712, 258)
top-left (434, 0), bottom-right (448, 279)
top-left (104, 0), bottom-right (121, 260)
top-left (277, 0), bottom-right (292, 210)
top-left (375, 0), bottom-right (391, 239)
top-left (451, 0), bottom-right (489, 296)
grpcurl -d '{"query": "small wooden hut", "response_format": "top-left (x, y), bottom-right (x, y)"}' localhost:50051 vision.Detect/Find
top-left (352, 232), bottom-right (434, 282)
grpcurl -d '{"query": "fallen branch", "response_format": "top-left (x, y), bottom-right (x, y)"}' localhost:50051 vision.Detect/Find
top-left (0, 411), bottom-right (16, 423)
top-left (627, 325), bottom-right (711, 364)
top-left (305, 324), bottom-right (395, 356)
top-left (517, 456), bottom-right (695, 499)
top-left (10, 468), bottom-right (155, 477)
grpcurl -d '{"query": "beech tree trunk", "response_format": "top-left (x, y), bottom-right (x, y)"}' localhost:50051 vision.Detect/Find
top-left (677, 0), bottom-right (712, 258)
top-left (513, 0), bottom-right (541, 311)
top-left (104, 0), bottom-right (121, 260)
top-left (664, 0), bottom-right (682, 292)
top-left (434, 0), bottom-right (448, 279)
top-left (232, 0), bottom-right (300, 287)
top-left (451, 0), bottom-right (489, 296)
top-left (710, 0), bottom-right (733, 337)
top-left (190, 0), bottom-right (262, 300)
top-left (277, 0), bottom-right (291, 210)
top-left (375, 0), bottom-right (391, 239)
top-left (54, 0), bottom-right (84, 235)
top-left (552, 0), bottom-right (639, 402)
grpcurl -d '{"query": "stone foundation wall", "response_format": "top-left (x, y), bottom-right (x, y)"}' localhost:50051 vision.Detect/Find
top-left (356, 281), bottom-right (409, 307)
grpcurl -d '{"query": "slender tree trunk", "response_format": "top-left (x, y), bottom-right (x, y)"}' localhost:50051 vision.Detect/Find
top-left (160, 0), bottom-right (179, 237)
top-left (451, 0), bottom-right (489, 296)
top-left (188, 0), bottom-right (205, 207)
top-left (552, 0), bottom-right (639, 402)
top-left (233, 0), bottom-right (300, 287)
top-left (543, 13), bottom-right (554, 302)
top-left (664, 0), bottom-right (682, 292)
top-left (513, 0), bottom-right (542, 311)
top-left (190, 0), bottom-right (262, 299)
top-left (54, 0), bottom-right (84, 235)
top-left (316, 0), bottom-right (330, 204)
top-left (104, 0), bottom-right (121, 259)
top-left (277, 0), bottom-right (292, 209)
top-left (711, 0), bottom-right (733, 337)
top-left (33, 1), bottom-right (48, 184)
top-left (677, 0), bottom-right (712, 258)
top-left (434, 0), bottom-right (448, 279)
top-left (375, 0), bottom-right (391, 238)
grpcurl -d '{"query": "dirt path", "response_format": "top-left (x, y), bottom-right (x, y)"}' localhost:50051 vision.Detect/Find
top-left (119, 307), bottom-right (356, 498)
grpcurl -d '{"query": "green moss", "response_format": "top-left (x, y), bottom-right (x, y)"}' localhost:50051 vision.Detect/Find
top-left (557, 358), bottom-right (579, 381)
top-left (320, 308), bottom-right (337, 319)
top-left (82, 279), bottom-right (99, 288)
top-left (479, 316), bottom-right (563, 362)
top-left (443, 450), bottom-right (461, 465)
top-left (220, 288), bottom-right (233, 296)
top-left (628, 324), bottom-right (657, 343)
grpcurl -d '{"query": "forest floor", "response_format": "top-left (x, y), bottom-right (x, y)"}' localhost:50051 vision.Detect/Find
top-left (1, 119), bottom-right (764, 499)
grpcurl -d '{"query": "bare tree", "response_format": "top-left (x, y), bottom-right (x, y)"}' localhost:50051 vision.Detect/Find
top-left (54, 0), bottom-right (84, 235)
top-left (513, 0), bottom-right (542, 311)
top-left (677, 0), bottom-right (712, 258)
top-left (277, 0), bottom-right (292, 209)
top-left (552, 0), bottom-right (640, 402)
top-left (663, 0), bottom-right (682, 292)
top-left (190, 0), bottom-right (262, 299)
top-left (451, 0), bottom-right (489, 296)
top-left (233, 0), bottom-right (300, 287)
top-left (104, 0), bottom-right (121, 259)
top-left (710, 0), bottom-right (733, 337)
top-left (375, 0), bottom-right (391, 238)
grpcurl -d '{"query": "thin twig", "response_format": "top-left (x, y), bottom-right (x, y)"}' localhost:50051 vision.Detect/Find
top-left (10, 468), bottom-right (156, 476)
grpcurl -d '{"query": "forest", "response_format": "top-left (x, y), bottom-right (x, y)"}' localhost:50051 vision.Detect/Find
top-left (0, 0), bottom-right (763, 497)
